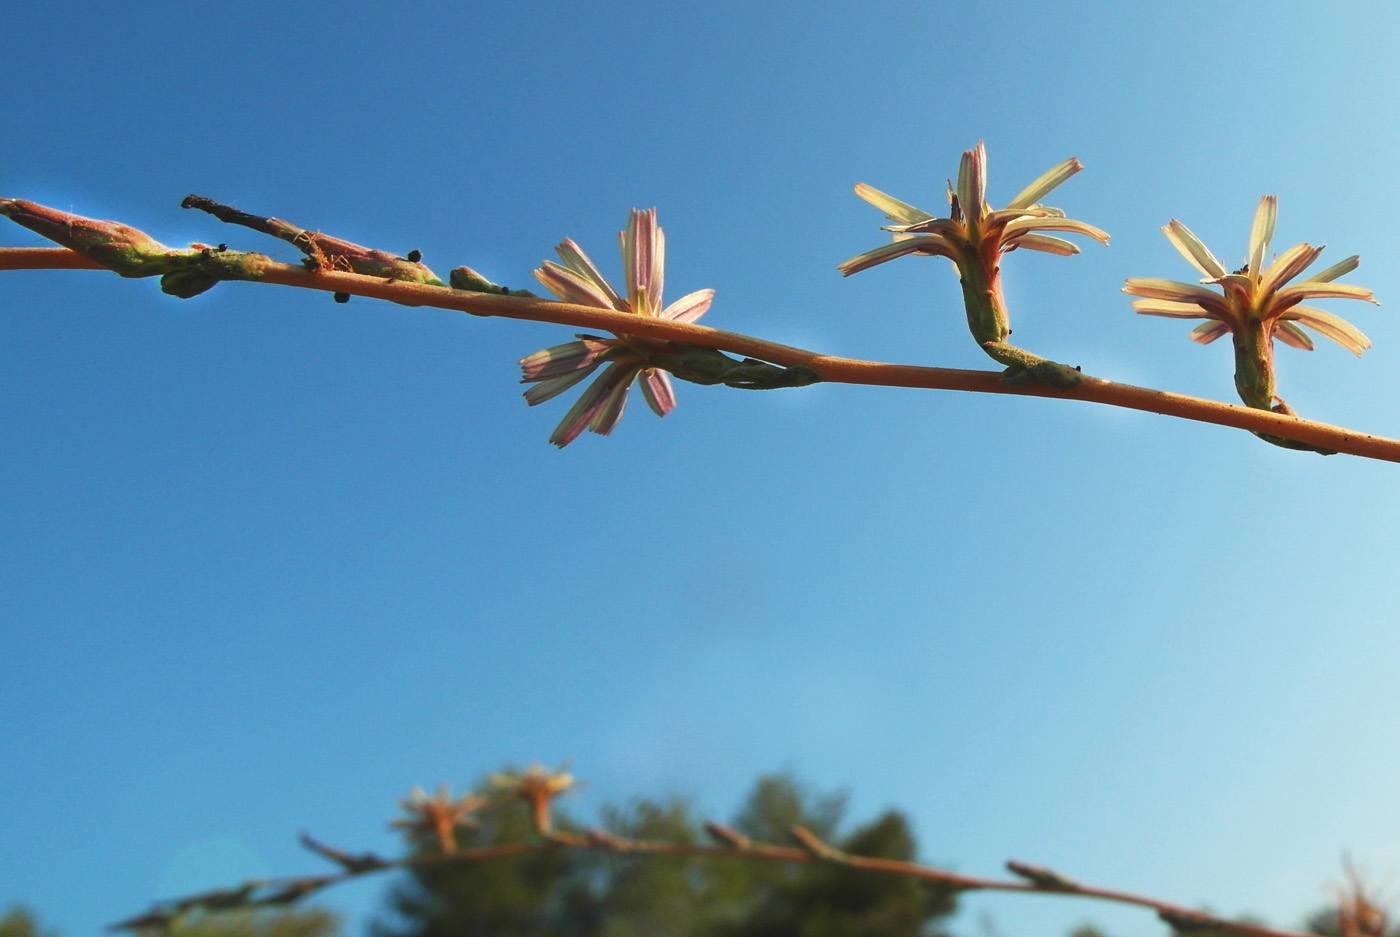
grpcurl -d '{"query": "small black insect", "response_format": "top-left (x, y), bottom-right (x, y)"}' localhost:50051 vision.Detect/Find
top-left (406, 249), bottom-right (422, 263)
top-left (333, 292), bottom-right (350, 304)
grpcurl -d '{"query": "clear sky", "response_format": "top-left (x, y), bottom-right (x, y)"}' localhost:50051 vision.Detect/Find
top-left (4, 3), bottom-right (1400, 936)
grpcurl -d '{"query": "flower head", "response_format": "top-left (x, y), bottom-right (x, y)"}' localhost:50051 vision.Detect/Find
top-left (490, 763), bottom-right (577, 834)
top-left (391, 784), bottom-right (488, 854)
top-left (839, 141), bottom-right (1109, 280)
top-left (521, 208), bottom-right (714, 447)
top-left (1124, 196), bottom-right (1377, 412)
top-left (839, 142), bottom-right (1107, 385)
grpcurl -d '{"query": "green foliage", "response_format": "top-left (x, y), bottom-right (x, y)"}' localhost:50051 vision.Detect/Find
top-left (1304, 907), bottom-right (1399, 937)
top-left (0, 906), bottom-right (338, 937)
top-left (0, 907), bottom-right (57, 937)
top-left (375, 773), bottom-right (958, 937)
top-left (168, 909), bottom-right (341, 937)
top-left (1064, 926), bottom-right (1107, 937)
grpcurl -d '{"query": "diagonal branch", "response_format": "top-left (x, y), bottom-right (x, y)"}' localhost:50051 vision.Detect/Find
top-left (110, 823), bottom-right (1324, 937)
top-left (5, 245), bottom-right (1398, 461)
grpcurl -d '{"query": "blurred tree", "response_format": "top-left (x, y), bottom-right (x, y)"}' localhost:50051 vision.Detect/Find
top-left (0, 907), bottom-right (57, 937)
top-left (374, 772), bottom-right (958, 937)
top-left (168, 910), bottom-right (341, 937)
top-left (0, 906), bottom-right (338, 937)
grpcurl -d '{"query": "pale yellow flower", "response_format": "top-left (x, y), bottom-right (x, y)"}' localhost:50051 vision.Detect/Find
top-left (1125, 196), bottom-right (1377, 413)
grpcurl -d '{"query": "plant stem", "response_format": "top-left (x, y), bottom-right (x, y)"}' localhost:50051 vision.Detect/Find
top-left (5, 246), bottom-right (1399, 461)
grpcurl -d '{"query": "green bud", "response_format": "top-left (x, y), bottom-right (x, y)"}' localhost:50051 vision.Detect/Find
top-left (449, 265), bottom-right (535, 297)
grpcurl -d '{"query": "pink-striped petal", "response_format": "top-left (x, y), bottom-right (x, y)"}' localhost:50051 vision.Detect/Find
top-left (1273, 321), bottom-right (1314, 351)
top-left (1131, 299), bottom-right (1212, 319)
top-left (523, 364), bottom-right (601, 405)
top-left (897, 217), bottom-right (964, 237)
top-left (554, 238), bottom-right (623, 307)
top-left (547, 361), bottom-right (637, 448)
top-left (622, 208), bottom-right (660, 315)
top-left (1259, 242), bottom-right (1323, 294)
top-left (1123, 277), bottom-right (1233, 315)
top-left (1007, 233), bottom-right (1080, 256)
top-left (956, 141), bottom-right (987, 222)
top-left (639, 368), bottom-right (677, 416)
top-left (838, 236), bottom-right (955, 276)
top-left (589, 372), bottom-right (632, 436)
top-left (520, 337), bottom-right (614, 381)
top-left (661, 288), bottom-right (714, 324)
top-left (1281, 306), bottom-right (1372, 355)
top-left (1275, 281), bottom-right (1378, 306)
top-left (1189, 321), bottom-right (1231, 345)
top-left (534, 262), bottom-right (617, 308)
top-left (1001, 215), bottom-right (1110, 244)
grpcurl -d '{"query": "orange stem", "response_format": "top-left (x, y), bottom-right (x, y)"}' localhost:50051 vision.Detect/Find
top-left (5, 246), bottom-right (1400, 462)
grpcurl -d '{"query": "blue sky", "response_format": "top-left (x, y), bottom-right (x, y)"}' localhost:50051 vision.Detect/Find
top-left (4, 3), bottom-right (1400, 936)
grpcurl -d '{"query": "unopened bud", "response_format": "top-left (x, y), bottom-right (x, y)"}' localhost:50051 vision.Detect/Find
top-left (450, 266), bottom-right (535, 297)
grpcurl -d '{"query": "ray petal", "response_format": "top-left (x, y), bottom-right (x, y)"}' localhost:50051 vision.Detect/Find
top-left (548, 361), bottom-right (636, 448)
top-left (853, 183), bottom-right (935, 225)
top-left (1259, 242), bottom-right (1323, 294)
top-left (1273, 320), bottom-right (1314, 351)
top-left (589, 371), bottom-right (633, 436)
top-left (554, 238), bottom-right (624, 307)
top-left (838, 237), bottom-right (955, 275)
top-left (957, 141), bottom-right (986, 222)
top-left (1282, 305), bottom-right (1372, 355)
top-left (1247, 195), bottom-right (1277, 278)
top-left (1005, 157), bottom-right (1083, 211)
top-left (638, 368), bottom-right (677, 416)
top-left (661, 288), bottom-right (715, 324)
top-left (898, 217), bottom-right (963, 237)
top-left (523, 364), bottom-right (601, 405)
top-left (534, 262), bottom-right (616, 308)
top-left (1124, 277), bottom-right (1224, 303)
top-left (1001, 215), bottom-right (1110, 244)
top-left (1275, 282), bottom-right (1379, 305)
top-left (1301, 254), bottom-right (1360, 284)
top-left (1007, 233), bottom-right (1080, 256)
top-left (1162, 220), bottom-right (1227, 278)
top-left (652, 218), bottom-right (665, 310)
top-left (520, 337), bottom-right (613, 380)
top-left (1131, 299), bottom-right (1211, 318)
top-left (1189, 320), bottom-right (1231, 345)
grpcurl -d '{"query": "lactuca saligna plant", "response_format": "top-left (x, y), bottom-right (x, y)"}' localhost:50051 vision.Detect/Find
top-left (0, 141), bottom-right (1394, 459)
top-left (109, 765), bottom-right (1350, 937)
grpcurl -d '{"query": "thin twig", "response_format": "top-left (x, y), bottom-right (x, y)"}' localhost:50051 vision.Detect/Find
top-left (4, 246), bottom-right (1399, 461)
top-left (110, 825), bottom-right (1323, 937)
